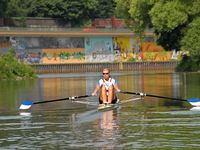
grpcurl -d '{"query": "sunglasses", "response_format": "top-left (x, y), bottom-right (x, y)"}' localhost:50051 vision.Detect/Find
top-left (102, 73), bottom-right (109, 75)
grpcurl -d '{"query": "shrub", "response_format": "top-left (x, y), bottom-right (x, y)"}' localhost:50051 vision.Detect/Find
top-left (0, 48), bottom-right (36, 80)
top-left (175, 55), bottom-right (199, 72)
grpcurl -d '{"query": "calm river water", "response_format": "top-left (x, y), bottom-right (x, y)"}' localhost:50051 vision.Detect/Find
top-left (0, 71), bottom-right (200, 149)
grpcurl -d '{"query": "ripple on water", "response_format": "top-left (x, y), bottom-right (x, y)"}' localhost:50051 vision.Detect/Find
top-left (2, 106), bottom-right (200, 149)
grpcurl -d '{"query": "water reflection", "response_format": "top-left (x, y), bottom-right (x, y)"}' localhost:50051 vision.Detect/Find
top-left (19, 112), bottom-right (32, 130)
top-left (0, 79), bottom-right (36, 112)
top-left (0, 71), bottom-right (199, 112)
top-left (97, 109), bottom-right (119, 149)
top-left (0, 71), bottom-right (200, 149)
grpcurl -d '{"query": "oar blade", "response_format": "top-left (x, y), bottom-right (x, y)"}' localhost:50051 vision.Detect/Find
top-left (187, 98), bottom-right (200, 107)
top-left (19, 100), bottom-right (33, 110)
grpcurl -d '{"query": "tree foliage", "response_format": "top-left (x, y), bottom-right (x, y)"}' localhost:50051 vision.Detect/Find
top-left (27, 0), bottom-right (98, 26)
top-left (3, 0), bottom-right (116, 26)
top-left (115, 0), bottom-right (131, 19)
top-left (175, 55), bottom-right (199, 72)
top-left (6, 0), bottom-right (32, 17)
top-left (116, 0), bottom-right (200, 71)
top-left (116, 0), bottom-right (152, 38)
top-left (180, 17), bottom-right (200, 71)
top-left (94, 0), bottom-right (116, 18)
top-left (149, 1), bottom-right (188, 32)
top-left (156, 25), bottom-right (185, 50)
top-left (116, 0), bottom-right (200, 49)
top-left (115, 0), bottom-right (200, 49)
top-left (0, 0), bottom-right (8, 17)
top-left (181, 17), bottom-right (200, 57)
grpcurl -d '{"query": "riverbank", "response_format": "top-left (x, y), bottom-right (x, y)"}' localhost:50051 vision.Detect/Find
top-left (31, 61), bottom-right (178, 74)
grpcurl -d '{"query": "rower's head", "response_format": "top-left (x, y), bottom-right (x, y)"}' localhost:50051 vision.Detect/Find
top-left (102, 68), bottom-right (110, 80)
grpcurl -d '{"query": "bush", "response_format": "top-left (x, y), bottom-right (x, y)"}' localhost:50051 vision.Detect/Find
top-left (0, 48), bottom-right (36, 80)
top-left (175, 55), bottom-right (199, 72)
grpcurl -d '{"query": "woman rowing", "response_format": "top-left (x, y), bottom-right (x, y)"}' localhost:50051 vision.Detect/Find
top-left (92, 68), bottom-right (121, 104)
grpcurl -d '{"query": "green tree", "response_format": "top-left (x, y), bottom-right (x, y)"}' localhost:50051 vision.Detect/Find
top-left (6, 0), bottom-right (32, 17)
top-left (149, 1), bottom-right (188, 32)
top-left (156, 25), bottom-right (185, 50)
top-left (0, 0), bottom-right (8, 17)
top-left (5, 0), bottom-right (118, 26)
top-left (115, 0), bottom-right (200, 50)
top-left (116, 0), bottom-right (152, 38)
top-left (115, 0), bottom-right (154, 51)
top-left (5, 0), bottom-right (98, 26)
top-left (94, 0), bottom-right (116, 18)
top-left (28, 0), bottom-right (98, 26)
top-left (116, 0), bottom-right (200, 71)
top-left (175, 55), bottom-right (199, 72)
top-left (181, 17), bottom-right (200, 63)
top-left (148, 1), bottom-right (189, 50)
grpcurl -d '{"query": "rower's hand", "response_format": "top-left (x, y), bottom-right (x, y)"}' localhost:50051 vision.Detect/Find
top-left (116, 89), bottom-right (121, 93)
top-left (92, 92), bottom-right (97, 96)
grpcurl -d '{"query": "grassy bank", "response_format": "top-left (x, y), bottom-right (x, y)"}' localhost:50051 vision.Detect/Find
top-left (0, 48), bottom-right (36, 80)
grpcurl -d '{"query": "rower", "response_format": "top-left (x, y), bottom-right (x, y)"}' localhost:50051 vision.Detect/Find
top-left (92, 68), bottom-right (121, 104)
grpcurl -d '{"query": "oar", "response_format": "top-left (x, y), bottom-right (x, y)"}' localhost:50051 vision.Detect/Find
top-left (121, 91), bottom-right (200, 107)
top-left (19, 95), bottom-right (91, 110)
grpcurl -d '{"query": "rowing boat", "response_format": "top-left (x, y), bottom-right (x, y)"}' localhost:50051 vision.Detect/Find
top-left (98, 103), bottom-right (119, 111)
top-left (97, 97), bottom-right (141, 111)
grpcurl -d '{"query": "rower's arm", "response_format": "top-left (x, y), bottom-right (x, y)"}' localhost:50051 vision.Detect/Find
top-left (114, 83), bottom-right (121, 93)
top-left (92, 85), bottom-right (99, 96)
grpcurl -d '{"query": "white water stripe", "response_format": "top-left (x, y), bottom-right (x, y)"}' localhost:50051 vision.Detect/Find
top-left (19, 104), bottom-right (32, 110)
top-left (189, 102), bottom-right (200, 107)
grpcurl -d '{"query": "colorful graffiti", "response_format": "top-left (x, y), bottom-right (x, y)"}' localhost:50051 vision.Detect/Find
top-left (15, 48), bottom-right (85, 64)
top-left (0, 36), bottom-right (181, 64)
top-left (113, 37), bottom-right (137, 62)
top-left (141, 42), bottom-right (164, 52)
top-left (16, 49), bottom-right (42, 64)
top-left (9, 37), bottom-right (84, 49)
top-left (7, 37), bottom-right (85, 64)
top-left (42, 48), bottom-right (85, 64)
top-left (85, 37), bottom-right (114, 62)
top-left (142, 51), bottom-right (171, 61)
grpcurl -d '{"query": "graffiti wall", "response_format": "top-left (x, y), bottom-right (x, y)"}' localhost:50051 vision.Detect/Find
top-left (8, 37), bottom-right (85, 64)
top-left (113, 37), bottom-right (135, 62)
top-left (0, 36), bottom-right (181, 64)
top-left (16, 49), bottom-right (42, 64)
top-left (140, 42), bottom-right (181, 61)
top-left (42, 48), bottom-right (85, 64)
top-left (85, 37), bottom-right (114, 62)
top-left (10, 37), bottom-right (84, 49)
